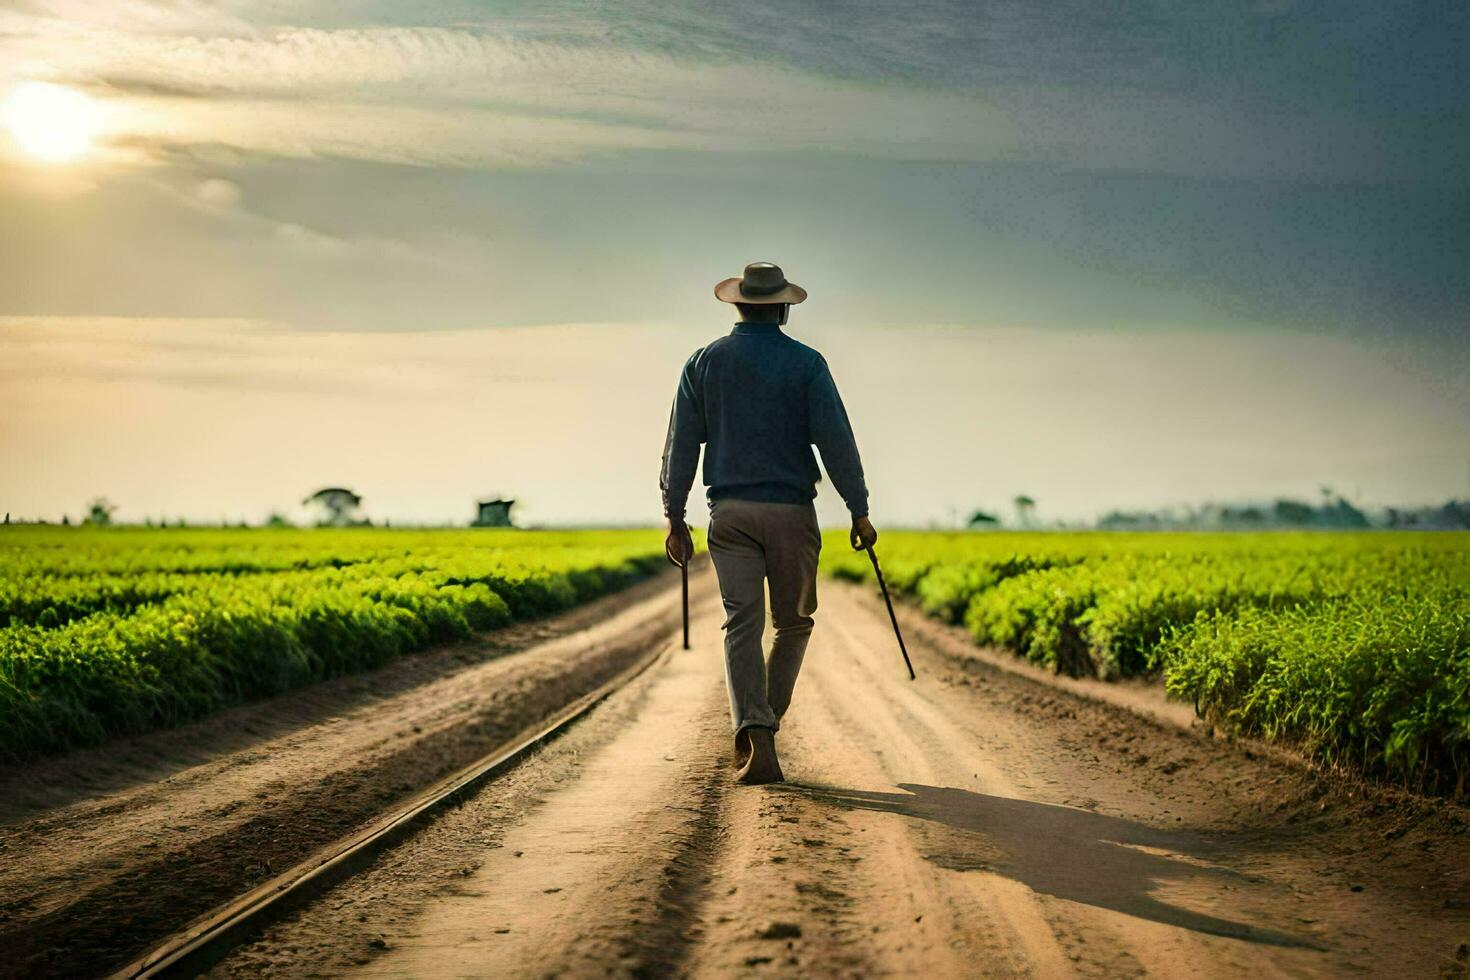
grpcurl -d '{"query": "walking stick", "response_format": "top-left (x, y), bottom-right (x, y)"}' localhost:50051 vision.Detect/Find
top-left (681, 559), bottom-right (689, 650)
top-left (666, 523), bottom-right (691, 650)
top-left (865, 546), bottom-right (916, 680)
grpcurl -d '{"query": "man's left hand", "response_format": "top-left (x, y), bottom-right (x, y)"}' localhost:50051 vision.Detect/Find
top-left (665, 518), bottom-right (693, 566)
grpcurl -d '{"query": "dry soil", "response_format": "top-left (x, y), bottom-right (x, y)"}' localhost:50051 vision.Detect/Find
top-left (209, 571), bottom-right (1470, 978)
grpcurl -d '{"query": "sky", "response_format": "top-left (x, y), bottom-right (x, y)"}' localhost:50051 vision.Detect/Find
top-left (1, 0), bottom-right (1466, 527)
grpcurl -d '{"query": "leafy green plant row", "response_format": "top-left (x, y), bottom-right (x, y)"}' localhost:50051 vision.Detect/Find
top-left (1163, 591), bottom-right (1468, 789)
top-left (823, 531), bottom-right (1470, 791)
top-left (0, 528), bottom-right (666, 760)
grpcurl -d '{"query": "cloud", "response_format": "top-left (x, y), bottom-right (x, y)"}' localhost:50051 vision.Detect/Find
top-left (0, 315), bottom-right (667, 398)
top-left (159, 173), bottom-right (434, 266)
top-left (272, 221), bottom-right (349, 256)
top-left (193, 176), bottom-right (241, 210)
top-left (93, 76), bottom-right (210, 100)
top-left (2, 1), bottom-right (1463, 182)
top-left (3, 0), bottom-right (254, 38)
top-left (0, 17), bottom-right (1019, 169)
top-left (128, 97), bottom-right (703, 168)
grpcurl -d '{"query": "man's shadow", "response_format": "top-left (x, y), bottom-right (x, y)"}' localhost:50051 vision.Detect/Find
top-left (783, 782), bottom-right (1322, 951)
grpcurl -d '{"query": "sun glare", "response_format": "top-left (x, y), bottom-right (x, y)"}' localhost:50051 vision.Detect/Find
top-left (2, 81), bottom-right (100, 163)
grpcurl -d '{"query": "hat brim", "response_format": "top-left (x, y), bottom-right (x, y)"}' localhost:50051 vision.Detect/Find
top-left (714, 278), bottom-right (807, 305)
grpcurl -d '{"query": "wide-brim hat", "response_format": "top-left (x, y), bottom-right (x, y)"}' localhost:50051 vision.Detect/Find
top-left (714, 262), bottom-right (807, 305)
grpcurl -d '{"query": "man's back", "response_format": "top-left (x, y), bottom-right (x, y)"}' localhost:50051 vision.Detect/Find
top-left (692, 323), bottom-right (826, 506)
top-left (661, 321), bottom-right (867, 519)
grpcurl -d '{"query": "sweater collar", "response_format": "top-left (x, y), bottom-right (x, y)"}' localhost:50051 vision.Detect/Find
top-left (732, 321), bottom-right (783, 336)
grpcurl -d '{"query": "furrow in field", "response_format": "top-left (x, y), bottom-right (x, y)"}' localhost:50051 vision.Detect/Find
top-left (210, 589), bottom-right (732, 978)
top-left (0, 571), bottom-right (692, 980)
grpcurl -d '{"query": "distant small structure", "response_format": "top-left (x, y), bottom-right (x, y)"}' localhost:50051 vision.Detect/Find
top-left (303, 487), bottom-right (364, 527)
top-left (473, 498), bottom-right (516, 528)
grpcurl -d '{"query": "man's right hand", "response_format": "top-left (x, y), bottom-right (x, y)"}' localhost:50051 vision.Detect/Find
top-left (665, 518), bottom-right (694, 566)
top-left (850, 515), bottom-right (878, 551)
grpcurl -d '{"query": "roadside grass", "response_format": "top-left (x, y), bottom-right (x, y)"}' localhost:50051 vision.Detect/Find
top-left (0, 527), bottom-right (666, 761)
top-left (824, 531), bottom-right (1470, 794)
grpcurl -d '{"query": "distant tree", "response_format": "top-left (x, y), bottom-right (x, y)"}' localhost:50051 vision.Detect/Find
top-left (1320, 497), bottom-right (1370, 529)
top-left (1013, 495), bottom-right (1036, 528)
top-left (1220, 505), bottom-right (1266, 526)
top-left (265, 511), bottom-right (293, 528)
top-left (303, 487), bottom-right (363, 527)
top-left (84, 498), bottom-right (116, 526)
top-left (1439, 500), bottom-right (1470, 529)
top-left (1098, 510), bottom-right (1163, 530)
top-left (967, 509), bottom-right (1000, 528)
top-left (1272, 499), bottom-right (1314, 525)
top-left (61, 514), bottom-right (70, 526)
top-left (1378, 499), bottom-right (1468, 530)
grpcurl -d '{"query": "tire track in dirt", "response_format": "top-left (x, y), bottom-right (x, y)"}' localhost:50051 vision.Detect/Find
top-left (218, 570), bottom-right (1470, 978)
top-left (0, 570), bottom-right (698, 980)
top-left (791, 581), bottom-right (1466, 977)
top-left (344, 667), bottom-right (728, 977)
top-left (210, 592), bottom-right (733, 978)
top-left (49, 566), bottom-right (1470, 979)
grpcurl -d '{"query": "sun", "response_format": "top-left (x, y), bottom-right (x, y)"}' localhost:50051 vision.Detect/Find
top-left (2, 81), bottom-right (101, 163)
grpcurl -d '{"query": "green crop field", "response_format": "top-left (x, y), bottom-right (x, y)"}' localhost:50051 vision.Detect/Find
top-left (0, 527), bottom-right (666, 761)
top-left (8, 527), bottom-right (1468, 792)
top-left (823, 531), bottom-right (1470, 792)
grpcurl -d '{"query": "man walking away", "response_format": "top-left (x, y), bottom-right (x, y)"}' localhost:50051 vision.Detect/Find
top-left (660, 262), bottom-right (878, 785)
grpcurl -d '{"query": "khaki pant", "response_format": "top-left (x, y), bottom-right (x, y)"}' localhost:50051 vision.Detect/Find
top-left (706, 498), bottom-right (822, 736)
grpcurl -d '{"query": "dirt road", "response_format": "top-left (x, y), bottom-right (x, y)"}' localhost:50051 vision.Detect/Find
top-left (0, 572), bottom-right (685, 978)
top-left (204, 568), bottom-right (1470, 979)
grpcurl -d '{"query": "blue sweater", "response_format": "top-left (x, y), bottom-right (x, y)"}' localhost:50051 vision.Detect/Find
top-left (660, 322), bottom-right (869, 519)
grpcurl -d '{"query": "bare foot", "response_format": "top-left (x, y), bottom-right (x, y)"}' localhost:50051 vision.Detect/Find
top-left (735, 727), bottom-right (783, 785)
